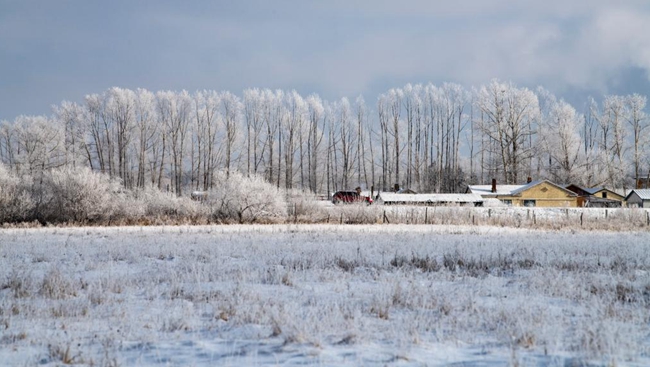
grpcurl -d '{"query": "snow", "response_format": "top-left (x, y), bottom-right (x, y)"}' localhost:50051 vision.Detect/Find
top-left (467, 184), bottom-right (526, 196)
top-left (630, 189), bottom-right (650, 200)
top-left (376, 193), bottom-right (483, 204)
top-left (1, 224), bottom-right (649, 366)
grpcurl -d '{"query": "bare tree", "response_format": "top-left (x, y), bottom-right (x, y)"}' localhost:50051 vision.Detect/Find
top-left (283, 91), bottom-right (305, 189)
top-left (306, 94), bottom-right (325, 193)
top-left (475, 80), bottom-right (539, 184)
top-left (220, 91), bottom-right (241, 178)
top-left (538, 91), bottom-right (585, 184)
top-left (625, 94), bottom-right (647, 184)
top-left (157, 90), bottom-right (192, 196)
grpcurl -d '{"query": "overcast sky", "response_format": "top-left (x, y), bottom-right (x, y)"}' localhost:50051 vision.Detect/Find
top-left (2, 1), bottom-right (650, 121)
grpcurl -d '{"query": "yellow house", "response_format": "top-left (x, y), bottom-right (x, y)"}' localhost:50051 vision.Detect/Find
top-left (468, 180), bottom-right (578, 207)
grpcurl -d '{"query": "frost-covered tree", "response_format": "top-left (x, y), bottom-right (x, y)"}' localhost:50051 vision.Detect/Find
top-left (475, 80), bottom-right (539, 184)
top-left (157, 90), bottom-right (192, 196)
top-left (133, 88), bottom-right (157, 188)
top-left (220, 91), bottom-right (241, 178)
top-left (38, 166), bottom-right (124, 223)
top-left (306, 94), bottom-right (325, 193)
top-left (538, 91), bottom-right (585, 184)
top-left (207, 171), bottom-right (287, 223)
top-left (0, 163), bottom-right (34, 223)
top-left (625, 94), bottom-right (648, 183)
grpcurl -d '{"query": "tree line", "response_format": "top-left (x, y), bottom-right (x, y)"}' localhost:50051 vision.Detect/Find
top-left (1, 80), bottom-right (648, 195)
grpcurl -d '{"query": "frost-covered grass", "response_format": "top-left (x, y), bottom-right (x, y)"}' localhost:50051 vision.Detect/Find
top-left (1, 225), bottom-right (649, 366)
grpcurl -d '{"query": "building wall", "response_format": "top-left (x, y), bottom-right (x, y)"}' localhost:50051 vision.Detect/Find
top-left (497, 183), bottom-right (577, 207)
top-left (594, 190), bottom-right (624, 201)
top-left (625, 193), bottom-right (643, 208)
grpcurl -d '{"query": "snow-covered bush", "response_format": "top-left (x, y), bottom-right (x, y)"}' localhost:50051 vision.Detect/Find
top-left (128, 186), bottom-right (206, 223)
top-left (37, 166), bottom-right (124, 224)
top-left (0, 164), bottom-right (35, 223)
top-left (207, 171), bottom-right (287, 223)
top-left (285, 188), bottom-right (328, 222)
top-left (335, 203), bottom-right (381, 224)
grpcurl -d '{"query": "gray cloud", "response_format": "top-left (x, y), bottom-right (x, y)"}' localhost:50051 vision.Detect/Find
top-left (1, 1), bottom-right (650, 120)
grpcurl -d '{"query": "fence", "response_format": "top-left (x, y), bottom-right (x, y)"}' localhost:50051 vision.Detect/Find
top-left (288, 204), bottom-right (650, 230)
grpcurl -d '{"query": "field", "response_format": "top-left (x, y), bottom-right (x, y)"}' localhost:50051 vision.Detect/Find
top-left (1, 224), bottom-right (649, 366)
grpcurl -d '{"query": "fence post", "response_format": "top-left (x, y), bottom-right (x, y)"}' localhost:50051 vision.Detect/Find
top-left (580, 212), bottom-right (583, 227)
top-left (340, 213), bottom-right (343, 224)
top-left (605, 209), bottom-right (608, 219)
top-left (425, 207), bottom-right (428, 224)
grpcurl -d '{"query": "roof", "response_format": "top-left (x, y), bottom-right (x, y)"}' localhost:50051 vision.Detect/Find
top-left (467, 185), bottom-right (525, 196)
top-left (565, 184), bottom-right (591, 196)
top-left (396, 188), bottom-right (417, 194)
top-left (583, 187), bottom-right (603, 195)
top-left (377, 193), bottom-right (483, 203)
top-left (626, 189), bottom-right (650, 200)
top-left (469, 180), bottom-right (576, 197)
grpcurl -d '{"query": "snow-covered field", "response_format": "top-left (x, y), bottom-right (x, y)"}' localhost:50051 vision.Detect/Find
top-left (1, 224), bottom-right (649, 366)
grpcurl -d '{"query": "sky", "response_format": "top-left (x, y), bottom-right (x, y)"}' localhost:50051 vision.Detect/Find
top-left (2, 0), bottom-right (650, 121)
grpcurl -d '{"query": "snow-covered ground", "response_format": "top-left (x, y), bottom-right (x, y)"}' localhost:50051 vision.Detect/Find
top-left (1, 224), bottom-right (649, 366)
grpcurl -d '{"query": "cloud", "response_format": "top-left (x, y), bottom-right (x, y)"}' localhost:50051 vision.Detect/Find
top-left (2, 1), bottom-right (650, 120)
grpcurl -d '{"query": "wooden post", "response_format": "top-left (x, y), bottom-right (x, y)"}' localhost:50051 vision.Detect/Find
top-left (340, 213), bottom-right (343, 224)
top-left (580, 212), bottom-right (583, 227)
top-left (294, 203), bottom-right (297, 223)
top-left (425, 207), bottom-right (428, 224)
top-left (646, 212), bottom-right (649, 226)
top-left (605, 209), bottom-right (608, 219)
top-left (488, 209), bottom-right (492, 218)
top-left (472, 215), bottom-right (475, 225)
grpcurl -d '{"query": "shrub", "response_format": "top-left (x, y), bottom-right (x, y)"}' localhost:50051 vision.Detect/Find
top-left (129, 186), bottom-right (206, 221)
top-left (285, 188), bottom-right (328, 222)
top-left (37, 166), bottom-right (124, 224)
top-left (0, 164), bottom-right (35, 223)
top-left (207, 171), bottom-right (287, 223)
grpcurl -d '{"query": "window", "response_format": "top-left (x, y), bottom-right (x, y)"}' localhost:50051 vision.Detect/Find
top-left (602, 192), bottom-right (607, 199)
top-left (501, 199), bottom-right (512, 206)
top-left (523, 200), bottom-right (536, 207)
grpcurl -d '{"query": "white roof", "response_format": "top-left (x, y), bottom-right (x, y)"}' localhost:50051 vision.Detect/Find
top-left (629, 189), bottom-right (650, 200)
top-left (467, 185), bottom-right (525, 196)
top-left (377, 193), bottom-right (483, 203)
top-left (469, 180), bottom-right (576, 197)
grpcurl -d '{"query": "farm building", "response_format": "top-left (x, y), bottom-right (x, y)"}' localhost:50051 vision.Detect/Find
top-left (565, 185), bottom-right (623, 207)
top-left (375, 193), bottom-right (483, 206)
top-left (625, 189), bottom-right (650, 208)
top-left (468, 179), bottom-right (578, 207)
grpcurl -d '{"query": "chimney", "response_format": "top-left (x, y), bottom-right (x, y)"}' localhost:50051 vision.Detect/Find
top-left (491, 178), bottom-right (497, 193)
top-left (527, 176), bottom-right (532, 184)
